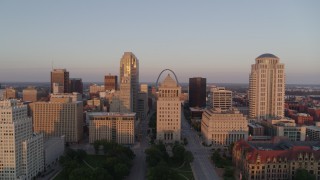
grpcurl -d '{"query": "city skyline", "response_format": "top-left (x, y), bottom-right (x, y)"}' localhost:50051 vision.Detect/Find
top-left (1, 1), bottom-right (319, 84)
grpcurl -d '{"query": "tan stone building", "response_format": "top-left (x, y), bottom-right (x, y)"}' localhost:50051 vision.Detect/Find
top-left (201, 108), bottom-right (248, 147)
top-left (2, 87), bottom-right (18, 99)
top-left (156, 74), bottom-right (181, 143)
top-left (88, 112), bottom-right (135, 144)
top-left (233, 137), bottom-right (320, 180)
top-left (0, 99), bottom-right (44, 180)
top-left (23, 86), bottom-right (39, 102)
top-left (51, 69), bottom-right (69, 93)
top-left (104, 74), bottom-right (118, 91)
top-left (208, 87), bottom-right (232, 110)
top-left (249, 54), bottom-right (285, 118)
top-left (30, 94), bottom-right (83, 143)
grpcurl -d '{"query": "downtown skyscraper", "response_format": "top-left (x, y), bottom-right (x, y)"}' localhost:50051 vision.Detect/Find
top-left (249, 53), bottom-right (285, 118)
top-left (189, 77), bottom-right (206, 108)
top-left (119, 52), bottom-right (139, 113)
top-left (0, 99), bottom-right (44, 179)
top-left (50, 69), bottom-right (70, 93)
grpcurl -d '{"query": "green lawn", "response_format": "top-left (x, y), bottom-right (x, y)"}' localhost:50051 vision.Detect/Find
top-left (54, 155), bottom-right (103, 180)
top-left (170, 162), bottom-right (194, 180)
top-left (84, 155), bottom-right (106, 168)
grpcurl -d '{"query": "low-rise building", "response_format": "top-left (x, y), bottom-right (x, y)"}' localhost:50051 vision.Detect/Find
top-left (248, 123), bottom-right (264, 136)
top-left (306, 123), bottom-right (320, 141)
top-left (291, 113), bottom-right (314, 126)
top-left (233, 137), bottom-right (320, 180)
top-left (201, 108), bottom-right (248, 147)
top-left (44, 136), bottom-right (65, 169)
top-left (88, 112), bottom-right (135, 144)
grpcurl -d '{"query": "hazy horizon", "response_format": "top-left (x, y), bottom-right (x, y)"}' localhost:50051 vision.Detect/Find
top-left (1, 1), bottom-right (319, 84)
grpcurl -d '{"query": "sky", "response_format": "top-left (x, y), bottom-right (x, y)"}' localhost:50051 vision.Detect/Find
top-left (0, 1), bottom-right (319, 84)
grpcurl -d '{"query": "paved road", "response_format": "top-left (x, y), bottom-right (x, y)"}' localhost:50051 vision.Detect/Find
top-left (126, 111), bottom-right (152, 180)
top-left (181, 110), bottom-right (221, 180)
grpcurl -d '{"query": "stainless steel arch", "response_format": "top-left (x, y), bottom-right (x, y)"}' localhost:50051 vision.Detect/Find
top-left (155, 69), bottom-right (179, 87)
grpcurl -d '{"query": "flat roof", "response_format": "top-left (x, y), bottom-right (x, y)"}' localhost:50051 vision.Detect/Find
top-left (307, 126), bottom-right (320, 131)
top-left (88, 112), bottom-right (136, 117)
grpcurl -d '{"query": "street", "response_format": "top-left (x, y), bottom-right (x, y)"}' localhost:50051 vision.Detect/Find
top-left (126, 111), bottom-right (151, 180)
top-left (181, 109), bottom-right (221, 180)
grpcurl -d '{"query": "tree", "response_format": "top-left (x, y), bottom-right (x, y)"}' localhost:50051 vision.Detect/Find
top-left (147, 161), bottom-right (179, 180)
top-left (223, 167), bottom-right (234, 178)
top-left (294, 169), bottom-right (316, 180)
top-left (145, 146), bottom-right (165, 167)
top-left (69, 167), bottom-right (93, 180)
top-left (93, 167), bottom-right (113, 180)
top-left (114, 163), bottom-right (129, 179)
top-left (93, 140), bottom-right (100, 154)
top-left (184, 151), bottom-right (194, 163)
top-left (172, 143), bottom-right (185, 163)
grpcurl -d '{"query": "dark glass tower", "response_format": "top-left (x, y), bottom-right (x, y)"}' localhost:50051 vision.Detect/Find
top-left (189, 77), bottom-right (206, 107)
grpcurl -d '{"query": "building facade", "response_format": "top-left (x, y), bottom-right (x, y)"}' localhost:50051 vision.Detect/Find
top-left (88, 112), bottom-right (135, 144)
top-left (209, 87), bottom-right (232, 110)
top-left (0, 99), bottom-right (44, 180)
top-left (201, 108), bottom-right (248, 147)
top-left (51, 69), bottom-right (70, 93)
top-left (119, 52), bottom-right (139, 113)
top-left (104, 74), bottom-right (118, 91)
top-left (30, 94), bottom-right (83, 143)
top-left (156, 74), bottom-right (181, 143)
top-left (257, 118), bottom-right (306, 141)
top-left (189, 77), bottom-right (206, 108)
top-left (249, 54), bottom-right (285, 118)
top-left (306, 124), bottom-right (320, 141)
top-left (23, 86), bottom-right (39, 102)
top-left (233, 138), bottom-right (320, 180)
top-left (69, 78), bottom-right (83, 94)
top-left (137, 92), bottom-right (148, 121)
top-left (3, 87), bottom-right (18, 99)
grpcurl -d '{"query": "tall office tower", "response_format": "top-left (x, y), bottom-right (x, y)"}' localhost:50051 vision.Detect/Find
top-left (3, 87), bottom-right (18, 99)
top-left (23, 86), bottom-right (39, 102)
top-left (140, 84), bottom-right (149, 94)
top-left (69, 78), bottom-right (83, 94)
top-left (51, 69), bottom-right (70, 93)
top-left (156, 74), bottom-right (181, 143)
top-left (30, 93), bottom-right (83, 143)
top-left (0, 99), bottom-right (44, 179)
top-left (249, 54), bottom-right (285, 118)
top-left (189, 77), bottom-right (206, 108)
top-left (209, 87), bottom-right (232, 110)
top-left (137, 92), bottom-right (148, 121)
top-left (104, 74), bottom-right (118, 91)
top-left (119, 52), bottom-right (139, 113)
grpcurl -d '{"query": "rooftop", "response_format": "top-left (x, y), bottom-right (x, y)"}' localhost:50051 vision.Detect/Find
top-left (87, 112), bottom-right (136, 117)
top-left (256, 53), bottom-right (278, 59)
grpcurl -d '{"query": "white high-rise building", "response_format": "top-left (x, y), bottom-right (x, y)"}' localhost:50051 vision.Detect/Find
top-left (119, 52), bottom-right (139, 113)
top-left (249, 53), bottom-right (285, 118)
top-left (0, 99), bottom-right (44, 180)
top-left (156, 74), bottom-right (181, 143)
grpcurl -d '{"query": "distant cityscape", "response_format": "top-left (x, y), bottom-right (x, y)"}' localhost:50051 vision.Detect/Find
top-left (1, 52), bottom-right (320, 180)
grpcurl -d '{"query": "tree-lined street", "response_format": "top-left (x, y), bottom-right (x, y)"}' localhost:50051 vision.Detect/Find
top-left (181, 109), bottom-right (221, 180)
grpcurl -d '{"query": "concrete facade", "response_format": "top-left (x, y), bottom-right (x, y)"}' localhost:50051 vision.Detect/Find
top-left (201, 108), bottom-right (248, 147)
top-left (156, 75), bottom-right (181, 143)
top-left (249, 54), bottom-right (285, 118)
top-left (0, 99), bottom-right (44, 180)
top-left (88, 112), bottom-right (135, 144)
